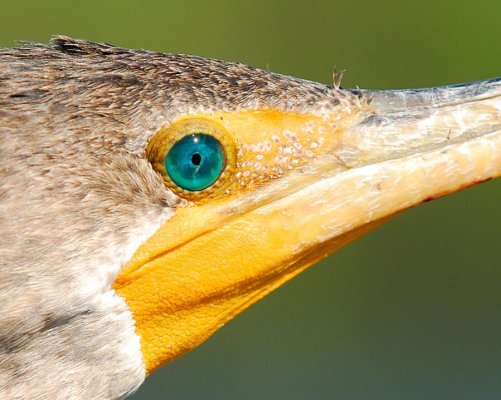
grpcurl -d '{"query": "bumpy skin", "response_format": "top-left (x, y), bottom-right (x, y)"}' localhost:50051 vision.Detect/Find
top-left (0, 37), bottom-right (347, 399)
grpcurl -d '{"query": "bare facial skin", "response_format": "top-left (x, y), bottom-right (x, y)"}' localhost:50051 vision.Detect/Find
top-left (0, 37), bottom-right (499, 399)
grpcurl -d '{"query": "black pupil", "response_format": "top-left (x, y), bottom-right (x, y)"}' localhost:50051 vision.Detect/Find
top-left (191, 153), bottom-right (202, 166)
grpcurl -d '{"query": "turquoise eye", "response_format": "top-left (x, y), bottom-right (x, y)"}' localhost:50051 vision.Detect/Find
top-left (165, 134), bottom-right (225, 191)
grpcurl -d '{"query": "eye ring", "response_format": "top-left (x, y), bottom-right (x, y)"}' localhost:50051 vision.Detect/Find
top-left (147, 118), bottom-right (236, 201)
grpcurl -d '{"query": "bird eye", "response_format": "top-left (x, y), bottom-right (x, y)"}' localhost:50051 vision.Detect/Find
top-left (147, 118), bottom-right (236, 201)
top-left (165, 134), bottom-right (225, 191)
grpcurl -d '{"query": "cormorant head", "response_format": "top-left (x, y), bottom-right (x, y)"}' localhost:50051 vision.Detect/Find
top-left (0, 36), bottom-right (499, 397)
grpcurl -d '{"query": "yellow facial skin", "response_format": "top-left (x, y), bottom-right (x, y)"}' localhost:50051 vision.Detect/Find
top-left (146, 109), bottom-right (358, 202)
top-left (114, 108), bottom-right (359, 372)
top-left (114, 86), bottom-right (500, 373)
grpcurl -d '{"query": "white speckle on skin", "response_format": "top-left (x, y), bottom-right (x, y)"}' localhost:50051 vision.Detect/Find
top-left (275, 155), bottom-right (289, 164)
top-left (305, 121), bottom-right (314, 134)
top-left (284, 130), bottom-right (297, 142)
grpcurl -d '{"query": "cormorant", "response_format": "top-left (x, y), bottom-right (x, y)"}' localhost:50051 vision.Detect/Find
top-left (0, 37), bottom-right (499, 399)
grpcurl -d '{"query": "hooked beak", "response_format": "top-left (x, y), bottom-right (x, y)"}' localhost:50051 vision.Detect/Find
top-left (114, 77), bottom-right (500, 373)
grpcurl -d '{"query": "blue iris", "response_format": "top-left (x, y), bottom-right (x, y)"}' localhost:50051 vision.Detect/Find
top-left (165, 134), bottom-right (224, 191)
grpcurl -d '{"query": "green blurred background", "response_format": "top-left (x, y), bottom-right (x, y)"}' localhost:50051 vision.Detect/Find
top-left (2, 1), bottom-right (500, 399)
